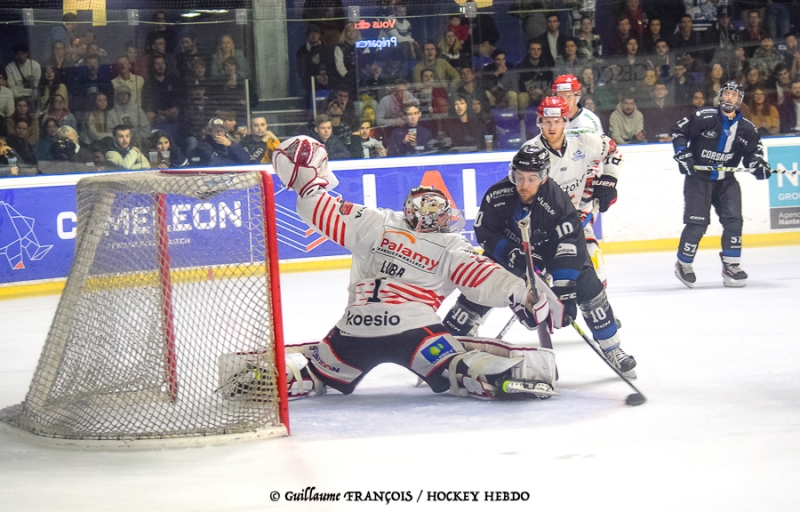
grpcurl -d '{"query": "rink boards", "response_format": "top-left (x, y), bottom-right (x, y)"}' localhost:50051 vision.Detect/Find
top-left (1, 139), bottom-right (799, 296)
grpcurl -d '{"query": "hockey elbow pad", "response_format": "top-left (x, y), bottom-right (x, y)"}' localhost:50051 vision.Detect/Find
top-left (551, 281), bottom-right (577, 327)
top-left (592, 176), bottom-right (618, 212)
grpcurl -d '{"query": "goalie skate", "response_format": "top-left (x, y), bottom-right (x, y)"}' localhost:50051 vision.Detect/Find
top-left (497, 379), bottom-right (556, 399)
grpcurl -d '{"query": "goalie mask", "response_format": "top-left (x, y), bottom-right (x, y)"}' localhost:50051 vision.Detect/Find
top-left (403, 187), bottom-right (463, 233)
top-left (718, 81), bottom-right (744, 114)
top-left (509, 146), bottom-right (551, 183)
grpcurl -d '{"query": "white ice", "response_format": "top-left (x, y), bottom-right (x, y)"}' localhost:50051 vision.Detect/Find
top-left (1, 246), bottom-right (799, 512)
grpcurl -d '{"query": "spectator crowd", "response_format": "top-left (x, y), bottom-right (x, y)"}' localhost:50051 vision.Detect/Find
top-left (3, 2), bottom-right (800, 175)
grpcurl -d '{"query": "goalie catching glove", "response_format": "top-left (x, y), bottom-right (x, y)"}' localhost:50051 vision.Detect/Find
top-left (509, 282), bottom-right (550, 330)
top-left (272, 135), bottom-right (340, 197)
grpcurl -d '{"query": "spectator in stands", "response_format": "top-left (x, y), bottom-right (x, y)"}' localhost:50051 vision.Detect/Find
top-left (609, 17), bottom-right (634, 57)
top-left (189, 118), bottom-right (251, 167)
top-left (296, 24), bottom-right (335, 101)
top-left (417, 69), bottom-right (449, 116)
top-left (176, 32), bottom-right (205, 81)
top-left (80, 92), bottom-right (113, 152)
top-left (458, 66), bottom-right (492, 110)
top-left (779, 78), bottom-right (800, 134)
top-left (773, 64), bottom-right (793, 107)
top-left (577, 15), bottom-right (603, 60)
top-left (309, 114), bottom-right (351, 160)
top-left (112, 56), bottom-right (144, 109)
top-left (328, 88), bottom-right (359, 133)
top-left (48, 13), bottom-right (79, 59)
top-left (379, 3), bottom-right (419, 62)
top-left (438, 29), bottom-right (469, 71)
top-left (704, 7), bottom-right (740, 75)
top-left (746, 87), bottom-right (780, 136)
top-left (249, 116), bottom-right (280, 161)
top-left (7, 98), bottom-right (37, 144)
top-left (634, 68), bottom-right (658, 106)
top-left (349, 120), bottom-right (387, 159)
top-left (751, 37), bottom-right (784, 79)
top-left (443, 94), bottom-right (487, 150)
top-left (594, 64), bottom-right (624, 112)
top-left (616, 37), bottom-right (650, 94)
top-left (413, 41), bottom-right (460, 89)
top-left (146, 11), bottom-right (178, 54)
top-left (483, 49), bottom-right (526, 114)
top-left (781, 34), bottom-right (800, 77)
top-left (105, 125), bottom-right (150, 170)
top-left (555, 38), bottom-right (587, 78)
top-left (641, 18), bottom-right (664, 55)
top-left (325, 100), bottom-right (351, 145)
top-left (537, 12), bottom-right (568, 63)
top-left (142, 55), bottom-right (182, 124)
top-left (642, 82), bottom-right (676, 141)
top-left (386, 103), bottom-right (433, 156)
top-left (145, 33), bottom-right (176, 76)
top-left (148, 130), bottom-right (188, 168)
top-left (609, 94), bottom-right (645, 144)
top-left (35, 118), bottom-right (59, 161)
top-left (382, 49), bottom-right (411, 85)
top-left (701, 63), bottom-right (727, 107)
top-left (470, 97), bottom-right (497, 142)
top-left (741, 10), bottom-right (767, 59)
top-left (579, 67), bottom-right (597, 97)
top-left (217, 57), bottom-right (248, 120)
top-left (0, 137), bottom-right (19, 175)
top-left (37, 65), bottom-right (69, 117)
top-left (621, 0), bottom-right (648, 40)
top-left (108, 85), bottom-right (151, 149)
top-left (671, 15), bottom-right (705, 72)
top-left (5, 43), bottom-right (41, 99)
top-left (151, 96), bottom-right (191, 153)
top-left (333, 23), bottom-right (359, 98)
top-left (6, 119), bottom-right (37, 165)
top-left (768, 0), bottom-right (792, 44)
top-left (81, 30), bottom-right (108, 64)
top-left (184, 80), bottom-right (211, 141)
top-left (650, 40), bottom-right (675, 82)
top-left (71, 55), bottom-right (114, 123)
top-left (447, 15), bottom-right (470, 43)
top-left (211, 34), bottom-right (250, 79)
top-left (214, 111), bottom-right (238, 142)
top-left (376, 80), bottom-right (417, 128)
top-left (125, 41), bottom-right (149, 79)
top-left (583, 96), bottom-right (596, 112)
top-left (672, 60), bottom-right (697, 106)
top-left (0, 71), bottom-right (16, 118)
top-left (743, 67), bottom-right (766, 106)
top-left (44, 94), bottom-right (78, 131)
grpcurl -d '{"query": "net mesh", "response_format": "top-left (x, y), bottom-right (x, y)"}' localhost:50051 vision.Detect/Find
top-left (0, 170), bottom-right (286, 443)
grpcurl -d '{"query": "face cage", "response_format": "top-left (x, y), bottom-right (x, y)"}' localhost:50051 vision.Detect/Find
top-left (404, 193), bottom-right (452, 233)
top-left (718, 86), bottom-right (743, 113)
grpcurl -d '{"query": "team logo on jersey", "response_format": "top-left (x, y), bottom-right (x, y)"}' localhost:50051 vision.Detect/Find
top-left (420, 336), bottom-right (457, 364)
top-left (339, 201), bottom-right (354, 215)
top-left (701, 130), bottom-right (717, 138)
top-left (572, 149), bottom-right (585, 161)
top-left (377, 235), bottom-right (441, 272)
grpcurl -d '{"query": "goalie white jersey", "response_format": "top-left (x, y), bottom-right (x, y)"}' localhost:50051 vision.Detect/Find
top-left (567, 107), bottom-right (604, 134)
top-left (521, 128), bottom-right (622, 215)
top-left (295, 188), bottom-right (527, 337)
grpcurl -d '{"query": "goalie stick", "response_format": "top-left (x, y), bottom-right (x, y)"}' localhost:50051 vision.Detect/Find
top-left (571, 321), bottom-right (646, 406)
top-left (694, 165), bottom-right (797, 175)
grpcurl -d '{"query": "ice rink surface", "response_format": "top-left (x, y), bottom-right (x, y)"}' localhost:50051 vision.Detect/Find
top-left (1, 246), bottom-right (799, 512)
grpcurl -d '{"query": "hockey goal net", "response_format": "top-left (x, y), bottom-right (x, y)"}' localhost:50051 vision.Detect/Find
top-left (0, 170), bottom-right (289, 448)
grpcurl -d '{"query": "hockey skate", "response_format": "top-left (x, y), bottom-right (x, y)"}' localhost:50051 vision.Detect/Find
top-left (720, 253), bottom-right (747, 287)
top-left (603, 347), bottom-right (637, 379)
top-left (495, 379), bottom-right (556, 400)
top-left (675, 261), bottom-right (696, 289)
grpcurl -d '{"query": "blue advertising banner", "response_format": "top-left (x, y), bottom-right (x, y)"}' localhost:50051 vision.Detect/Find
top-left (0, 161), bottom-right (509, 285)
top-left (767, 146), bottom-right (800, 229)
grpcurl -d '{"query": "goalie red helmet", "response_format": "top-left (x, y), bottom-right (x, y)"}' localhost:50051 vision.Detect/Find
top-left (552, 74), bottom-right (581, 94)
top-left (537, 96), bottom-right (569, 119)
top-left (404, 186), bottom-right (453, 233)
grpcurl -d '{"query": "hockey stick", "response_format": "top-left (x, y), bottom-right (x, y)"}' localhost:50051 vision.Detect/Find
top-left (517, 214), bottom-right (553, 350)
top-left (694, 165), bottom-right (797, 175)
top-left (571, 321), bottom-right (646, 406)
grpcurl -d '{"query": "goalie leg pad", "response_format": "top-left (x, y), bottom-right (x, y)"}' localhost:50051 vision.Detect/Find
top-left (442, 295), bottom-right (493, 336)
top-left (448, 338), bottom-right (557, 399)
top-left (306, 339), bottom-right (364, 388)
top-left (578, 288), bottom-right (619, 342)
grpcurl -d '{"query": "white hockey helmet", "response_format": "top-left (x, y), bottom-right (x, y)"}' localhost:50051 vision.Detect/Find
top-left (404, 186), bottom-right (462, 233)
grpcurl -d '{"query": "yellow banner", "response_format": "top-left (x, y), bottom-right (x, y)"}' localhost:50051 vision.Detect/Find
top-left (64, 0), bottom-right (107, 27)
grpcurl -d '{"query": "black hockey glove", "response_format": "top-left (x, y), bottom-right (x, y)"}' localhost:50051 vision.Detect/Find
top-left (749, 157), bottom-right (771, 180)
top-left (551, 281), bottom-right (577, 326)
top-left (592, 176), bottom-right (618, 212)
top-left (674, 149), bottom-right (695, 176)
top-left (506, 247), bottom-right (525, 272)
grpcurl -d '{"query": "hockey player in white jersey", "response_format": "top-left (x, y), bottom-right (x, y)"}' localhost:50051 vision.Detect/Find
top-left (521, 95), bottom-right (622, 284)
top-left (553, 74), bottom-right (604, 133)
top-left (264, 135), bottom-right (559, 401)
